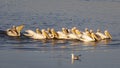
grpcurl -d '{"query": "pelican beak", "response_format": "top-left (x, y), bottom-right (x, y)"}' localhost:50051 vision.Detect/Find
top-left (94, 34), bottom-right (99, 41)
top-left (16, 24), bottom-right (24, 33)
top-left (42, 30), bottom-right (50, 39)
top-left (91, 33), bottom-right (99, 41)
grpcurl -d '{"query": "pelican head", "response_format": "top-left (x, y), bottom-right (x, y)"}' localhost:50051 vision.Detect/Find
top-left (62, 28), bottom-right (68, 35)
top-left (85, 28), bottom-right (89, 32)
top-left (75, 29), bottom-right (82, 35)
top-left (104, 30), bottom-right (112, 39)
top-left (71, 27), bottom-right (76, 34)
top-left (41, 29), bottom-right (50, 39)
top-left (6, 24), bottom-right (24, 36)
top-left (47, 28), bottom-right (51, 34)
top-left (90, 29), bottom-right (93, 33)
top-left (51, 28), bottom-right (58, 38)
top-left (72, 27), bottom-right (77, 30)
top-left (36, 28), bottom-right (42, 34)
top-left (97, 29), bottom-right (101, 32)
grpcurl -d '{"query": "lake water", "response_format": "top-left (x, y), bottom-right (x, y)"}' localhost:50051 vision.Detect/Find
top-left (0, 0), bottom-right (120, 68)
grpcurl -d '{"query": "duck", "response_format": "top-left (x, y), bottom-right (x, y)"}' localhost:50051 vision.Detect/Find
top-left (24, 29), bottom-right (46, 39)
top-left (71, 53), bottom-right (81, 60)
top-left (96, 29), bottom-right (112, 40)
top-left (6, 24), bottom-right (24, 37)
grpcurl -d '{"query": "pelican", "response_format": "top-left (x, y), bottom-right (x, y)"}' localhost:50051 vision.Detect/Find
top-left (79, 30), bottom-right (99, 42)
top-left (51, 28), bottom-right (69, 39)
top-left (57, 32), bottom-right (69, 39)
top-left (41, 29), bottom-right (51, 39)
top-left (50, 28), bottom-right (59, 39)
top-left (67, 33), bottom-right (78, 40)
top-left (79, 34), bottom-right (95, 42)
top-left (6, 24), bottom-right (24, 37)
top-left (62, 28), bottom-right (69, 35)
top-left (96, 29), bottom-right (112, 40)
top-left (24, 29), bottom-right (46, 39)
top-left (71, 27), bottom-right (77, 34)
top-left (104, 30), bottom-right (112, 39)
top-left (83, 28), bottom-right (91, 37)
top-left (36, 28), bottom-right (42, 34)
top-left (75, 29), bottom-right (82, 38)
top-left (65, 27), bottom-right (79, 40)
top-left (47, 28), bottom-right (52, 34)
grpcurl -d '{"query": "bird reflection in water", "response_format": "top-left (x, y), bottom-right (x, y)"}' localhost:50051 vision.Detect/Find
top-left (100, 39), bottom-right (112, 45)
top-left (50, 39), bottom-right (67, 46)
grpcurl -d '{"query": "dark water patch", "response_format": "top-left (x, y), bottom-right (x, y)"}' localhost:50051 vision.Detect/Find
top-left (0, 46), bottom-right (7, 50)
top-left (5, 41), bottom-right (35, 45)
top-left (12, 47), bottom-right (43, 51)
top-left (109, 42), bottom-right (120, 46)
top-left (112, 39), bottom-right (120, 42)
top-left (0, 30), bottom-right (6, 34)
top-left (11, 46), bottom-right (71, 52)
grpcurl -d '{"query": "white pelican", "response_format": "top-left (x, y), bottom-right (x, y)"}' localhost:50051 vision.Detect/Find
top-left (41, 29), bottom-right (51, 39)
top-left (104, 30), bottom-right (112, 39)
top-left (96, 29), bottom-right (112, 40)
top-left (79, 31), bottom-right (99, 42)
top-left (24, 29), bottom-right (46, 39)
top-left (71, 27), bottom-right (77, 34)
top-left (75, 29), bottom-right (82, 38)
top-left (57, 32), bottom-right (69, 39)
top-left (51, 28), bottom-right (69, 39)
top-left (65, 27), bottom-right (79, 40)
top-left (83, 28), bottom-right (91, 37)
top-left (50, 28), bottom-right (59, 39)
top-left (47, 28), bottom-right (52, 34)
top-left (62, 28), bottom-right (69, 35)
top-left (90, 29), bottom-right (100, 41)
top-left (36, 28), bottom-right (42, 34)
top-left (6, 24), bottom-right (24, 36)
top-left (79, 34), bottom-right (94, 42)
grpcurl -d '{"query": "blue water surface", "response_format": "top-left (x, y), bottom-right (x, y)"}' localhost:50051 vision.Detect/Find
top-left (0, 0), bottom-right (120, 68)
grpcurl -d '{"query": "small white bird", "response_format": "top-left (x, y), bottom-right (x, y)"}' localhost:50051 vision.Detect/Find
top-left (71, 53), bottom-right (81, 60)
